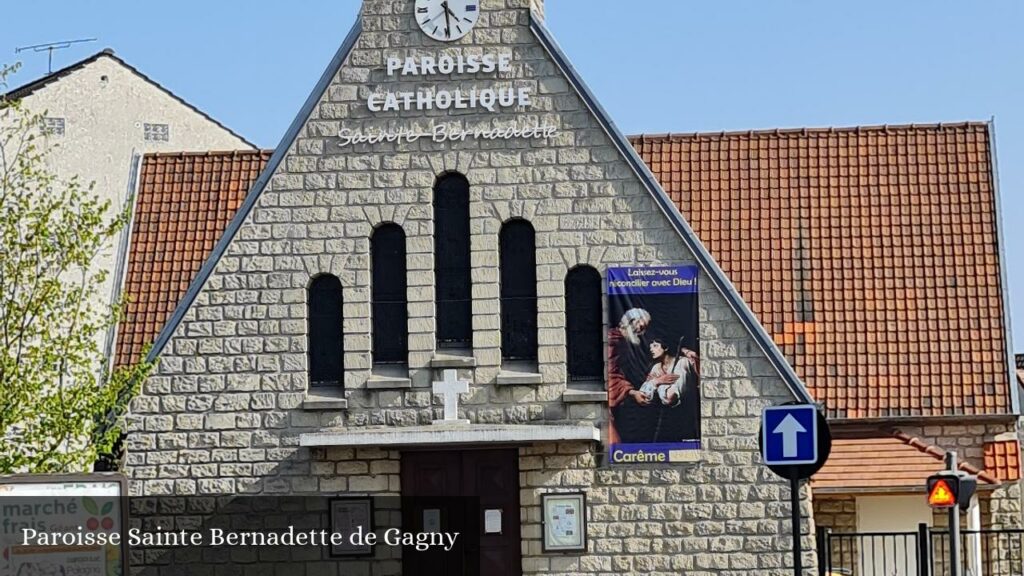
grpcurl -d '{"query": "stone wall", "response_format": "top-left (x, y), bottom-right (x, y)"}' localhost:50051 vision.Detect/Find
top-left (520, 442), bottom-right (816, 575)
top-left (124, 0), bottom-right (815, 574)
top-left (814, 496), bottom-right (858, 574)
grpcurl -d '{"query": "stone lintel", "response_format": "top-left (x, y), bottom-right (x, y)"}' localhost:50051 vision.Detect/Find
top-left (302, 389), bottom-right (348, 411)
top-left (562, 389), bottom-right (607, 404)
top-left (429, 352), bottom-right (477, 369)
top-left (366, 375), bottom-right (413, 390)
top-left (299, 423), bottom-right (600, 448)
top-left (496, 365), bottom-right (544, 386)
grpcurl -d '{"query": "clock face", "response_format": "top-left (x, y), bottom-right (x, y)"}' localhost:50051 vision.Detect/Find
top-left (414, 0), bottom-right (481, 42)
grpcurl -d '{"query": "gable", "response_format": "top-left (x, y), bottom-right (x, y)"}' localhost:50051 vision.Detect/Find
top-left (144, 3), bottom-right (810, 408)
top-left (6, 50), bottom-right (254, 148)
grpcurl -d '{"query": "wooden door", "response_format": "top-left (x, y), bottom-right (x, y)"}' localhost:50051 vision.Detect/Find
top-left (401, 449), bottom-right (521, 576)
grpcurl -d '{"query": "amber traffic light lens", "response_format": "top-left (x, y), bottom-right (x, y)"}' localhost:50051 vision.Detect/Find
top-left (927, 478), bottom-right (956, 508)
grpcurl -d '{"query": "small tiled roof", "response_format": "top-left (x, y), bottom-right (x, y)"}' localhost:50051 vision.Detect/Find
top-left (632, 123), bottom-right (1011, 419)
top-left (114, 150), bottom-right (272, 367)
top-left (4, 49), bottom-right (255, 148)
top-left (983, 439), bottom-right (1021, 482)
top-left (813, 429), bottom-right (1000, 491)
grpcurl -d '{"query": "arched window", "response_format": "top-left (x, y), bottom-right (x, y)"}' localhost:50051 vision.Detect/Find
top-left (565, 266), bottom-right (603, 381)
top-left (434, 173), bottom-right (472, 348)
top-left (308, 274), bottom-right (343, 387)
top-left (372, 223), bottom-right (408, 365)
top-left (499, 219), bottom-right (537, 361)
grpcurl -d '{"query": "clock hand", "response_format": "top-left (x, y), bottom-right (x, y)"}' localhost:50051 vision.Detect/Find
top-left (442, 1), bottom-right (452, 37)
top-left (423, 10), bottom-right (446, 25)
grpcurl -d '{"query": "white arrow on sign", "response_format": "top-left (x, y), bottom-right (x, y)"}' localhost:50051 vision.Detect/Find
top-left (773, 414), bottom-right (807, 458)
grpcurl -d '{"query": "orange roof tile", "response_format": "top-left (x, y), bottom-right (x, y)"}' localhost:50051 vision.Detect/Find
top-left (983, 439), bottom-right (1021, 482)
top-left (632, 123), bottom-right (1011, 419)
top-left (813, 429), bottom-right (999, 491)
top-left (114, 150), bottom-right (271, 367)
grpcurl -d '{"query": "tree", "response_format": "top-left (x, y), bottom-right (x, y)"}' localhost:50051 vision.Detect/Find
top-left (0, 63), bottom-right (151, 473)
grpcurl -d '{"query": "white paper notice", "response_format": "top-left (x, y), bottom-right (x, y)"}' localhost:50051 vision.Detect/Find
top-left (484, 509), bottom-right (502, 534)
top-left (423, 508), bottom-right (441, 532)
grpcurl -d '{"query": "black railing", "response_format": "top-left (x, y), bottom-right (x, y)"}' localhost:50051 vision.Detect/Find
top-left (819, 525), bottom-right (1024, 576)
top-left (818, 526), bottom-right (926, 576)
top-left (931, 528), bottom-right (1024, 576)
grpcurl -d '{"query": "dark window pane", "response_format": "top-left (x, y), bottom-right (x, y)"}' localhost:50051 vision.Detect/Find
top-left (372, 224), bottom-right (408, 364)
top-left (500, 219), bottom-right (537, 361)
top-left (566, 266), bottom-right (603, 380)
top-left (308, 275), bottom-right (343, 387)
top-left (434, 174), bottom-right (472, 347)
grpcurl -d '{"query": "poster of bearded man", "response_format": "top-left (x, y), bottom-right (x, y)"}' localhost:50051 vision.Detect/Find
top-left (605, 265), bottom-right (701, 465)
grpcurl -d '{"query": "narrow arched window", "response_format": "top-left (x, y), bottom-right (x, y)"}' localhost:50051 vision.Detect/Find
top-left (308, 274), bottom-right (343, 387)
top-left (372, 223), bottom-right (408, 365)
top-left (565, 266), bottom-right (603, 381)
top-left (500, 219), bottom-right (537, 361)
top-left (434, 173), bottom-right (472, 348)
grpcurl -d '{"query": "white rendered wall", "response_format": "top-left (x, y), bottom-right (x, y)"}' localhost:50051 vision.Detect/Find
top-left (10, 55), bottom-right (253, 361)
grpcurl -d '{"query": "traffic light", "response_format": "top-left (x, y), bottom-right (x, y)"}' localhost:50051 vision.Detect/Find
top-left (926, 471), bottom-right (978, 511)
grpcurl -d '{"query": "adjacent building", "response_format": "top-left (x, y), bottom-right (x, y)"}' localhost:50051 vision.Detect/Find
top-left (632, 126), bottom-right (1022, 573)
top-left (3, 49), bottom-right (255, 358)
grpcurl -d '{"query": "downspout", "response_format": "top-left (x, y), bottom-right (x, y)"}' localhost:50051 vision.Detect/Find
top-left (967, 496), bottom-right (983, 576)
top-left (103, 151), bottom-right (142, 373)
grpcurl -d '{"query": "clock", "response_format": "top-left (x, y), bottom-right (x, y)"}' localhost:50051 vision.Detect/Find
top-left (415, 0), bottom-right (481, 42)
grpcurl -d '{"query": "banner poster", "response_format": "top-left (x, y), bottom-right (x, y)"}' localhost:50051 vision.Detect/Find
top-left (606, 264), bottom-right (701, 464)
top-left (0, 476), bottom-right (124, 576)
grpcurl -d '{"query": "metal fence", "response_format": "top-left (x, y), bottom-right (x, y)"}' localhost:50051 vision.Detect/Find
top-left (818, 526), bottom-right (1024, 576)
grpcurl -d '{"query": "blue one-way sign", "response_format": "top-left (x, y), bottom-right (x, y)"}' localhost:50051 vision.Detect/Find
top-left (761, 404), bottom-right (818, 466)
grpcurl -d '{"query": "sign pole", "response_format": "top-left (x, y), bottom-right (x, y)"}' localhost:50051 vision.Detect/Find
top-left (760, 404), bottom-right (831, 576)
top-left (790, 466), bottom-right (802, 576)
top-left (947, 451), bottom-right (961, 576)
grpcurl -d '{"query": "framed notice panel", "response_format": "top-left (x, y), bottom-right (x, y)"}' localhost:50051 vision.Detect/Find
top-left (329, 497), bottom-right (374, 557)
top-left (541, 493), bottom-right (586, 552)
top-left (0, 473), bottom-right (128, 576)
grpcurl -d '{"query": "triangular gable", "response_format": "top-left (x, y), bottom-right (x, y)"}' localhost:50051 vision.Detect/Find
top-left (6, 49), bottom-right (255, 148)
top-left (144, 11), bottom-right (813, 406)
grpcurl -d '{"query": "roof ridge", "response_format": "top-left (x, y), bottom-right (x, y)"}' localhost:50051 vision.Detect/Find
top-left (889, 428), bottom-right (999, 485)
top-left (142, 149), bottom-right (273, 160)
top-left (627, 121), bottom-right (990, 142)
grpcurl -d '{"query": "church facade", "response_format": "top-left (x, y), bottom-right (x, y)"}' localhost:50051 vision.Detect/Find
top-left (122, 0), bottom-right (818, 574)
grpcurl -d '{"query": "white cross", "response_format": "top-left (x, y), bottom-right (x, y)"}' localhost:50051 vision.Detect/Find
top-left (432, 369), bottom-right (469, 425)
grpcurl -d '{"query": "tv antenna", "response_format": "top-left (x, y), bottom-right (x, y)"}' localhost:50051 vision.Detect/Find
top-left (16, 38), bottom-right (97, 73)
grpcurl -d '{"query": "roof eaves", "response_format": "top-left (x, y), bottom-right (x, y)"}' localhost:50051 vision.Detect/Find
top-left (529, 13), bottom-right (814, 407)
top-left (144, 17), bottom-right (363, 364)
top-left (4, 49), bottom-right (256, 149)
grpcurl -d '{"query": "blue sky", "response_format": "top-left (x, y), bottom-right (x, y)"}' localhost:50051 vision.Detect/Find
top-left (5, 1), bottom-right (1023, 348)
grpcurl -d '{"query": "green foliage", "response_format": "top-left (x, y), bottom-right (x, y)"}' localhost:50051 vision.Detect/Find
top-left (0, 63), bottom-right (151, 473)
